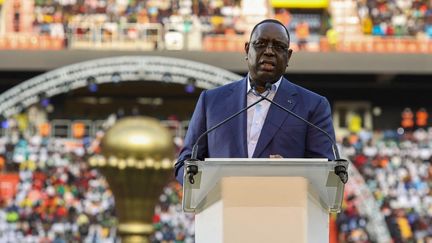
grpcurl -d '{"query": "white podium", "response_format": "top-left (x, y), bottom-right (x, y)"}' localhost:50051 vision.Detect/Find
top-left (182, 158), bottom-right (346, 243)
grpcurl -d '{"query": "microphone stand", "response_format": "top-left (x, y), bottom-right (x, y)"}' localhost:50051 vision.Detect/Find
top-left (185, 86), bottom-right (272, 184)
top-left (252, 83), bottom-right (349, 184)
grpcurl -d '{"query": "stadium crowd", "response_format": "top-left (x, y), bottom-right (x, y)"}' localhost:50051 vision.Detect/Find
top-left (31, 0), bottom-right (243, 40)
top-left (357, 0), bottom-right (432, 37)
top-left (339, 127), bottom-right (432, 242)
top-left (336, 192), bottom-right (370, 242)
top-left (150, 181), bottom-right (194, 243)
top-left (1, 0), bottom-right (429, 52)
top-left (0, 116), bottom-right (117, 242)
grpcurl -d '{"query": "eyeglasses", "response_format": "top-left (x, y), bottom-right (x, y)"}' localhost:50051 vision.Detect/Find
top-left (251, 40), bottom-right (289, 52)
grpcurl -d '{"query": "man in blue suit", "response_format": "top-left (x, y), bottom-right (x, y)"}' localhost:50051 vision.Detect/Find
top-left (175, 19), bottom-right (336, 184)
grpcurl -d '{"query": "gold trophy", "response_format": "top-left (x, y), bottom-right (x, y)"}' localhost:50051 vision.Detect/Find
top-left (90, 116), bottom-right (175, 243)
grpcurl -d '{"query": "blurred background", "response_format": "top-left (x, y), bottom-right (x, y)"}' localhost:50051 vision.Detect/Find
top-left (0, 0), bottom-right (431, 242)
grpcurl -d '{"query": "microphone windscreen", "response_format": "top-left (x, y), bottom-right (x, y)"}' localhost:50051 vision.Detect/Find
top-left (265, 82), bottom-right (273, 91)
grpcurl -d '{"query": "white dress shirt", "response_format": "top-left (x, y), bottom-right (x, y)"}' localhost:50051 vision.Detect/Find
top-left (246, 76), bottom-right (282, 158)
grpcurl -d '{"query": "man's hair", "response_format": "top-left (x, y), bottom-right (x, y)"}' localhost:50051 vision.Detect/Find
top-left (249, 19), bottom-right (291, 44)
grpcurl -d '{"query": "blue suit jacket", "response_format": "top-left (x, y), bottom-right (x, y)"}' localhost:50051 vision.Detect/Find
top-left (175, 77), bottom-right (335, 184)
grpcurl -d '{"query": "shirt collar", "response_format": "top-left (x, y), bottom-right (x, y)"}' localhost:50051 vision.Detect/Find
top-left (246, 74), bottom-right (282, 93)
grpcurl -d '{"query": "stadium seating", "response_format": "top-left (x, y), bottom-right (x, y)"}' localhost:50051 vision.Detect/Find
top-left (0, 0), bottom-right (430, 52)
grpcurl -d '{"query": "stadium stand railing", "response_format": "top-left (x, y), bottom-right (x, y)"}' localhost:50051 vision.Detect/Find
top-left (67, 23), bottom-right (163, 51)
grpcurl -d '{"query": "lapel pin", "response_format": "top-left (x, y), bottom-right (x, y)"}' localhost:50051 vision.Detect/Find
top-left (287, 99), bottom-right (292, 104)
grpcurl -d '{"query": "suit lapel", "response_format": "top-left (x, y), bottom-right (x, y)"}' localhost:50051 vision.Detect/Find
top-left (224, 78), bottom-right (248, 158)
top-left (252, 78), bottom-right (298, 157)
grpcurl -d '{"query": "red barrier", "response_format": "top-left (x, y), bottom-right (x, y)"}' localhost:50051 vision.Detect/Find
top-left (338, 37), bottom-right (431, 53)
top-left (203, 35), bottom-right (245, 52)
top-left (0, 33), bottom-right (430, 53)
top-left (0, 35), bottom-right (65, 50)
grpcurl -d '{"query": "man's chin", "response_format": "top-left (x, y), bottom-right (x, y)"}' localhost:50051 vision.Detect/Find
top-left (257, 72), bottom-right (280, 83)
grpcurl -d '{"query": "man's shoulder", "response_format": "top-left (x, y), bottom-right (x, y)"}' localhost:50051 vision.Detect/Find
top-left (284, 78), bottom-right (326, 101)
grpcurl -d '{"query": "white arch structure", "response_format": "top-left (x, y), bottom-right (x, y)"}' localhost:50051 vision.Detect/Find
top-left (0, 56), bottom-right (242, 117)
top-left (0, 56), bottom-right (390, 241)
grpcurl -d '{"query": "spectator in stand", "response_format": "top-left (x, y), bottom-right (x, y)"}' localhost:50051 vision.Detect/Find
top-left (326, 25), bottom-right (339, 51)
top-left (426, 7), bottom-right (432, 35)
top-left (0, 156), bottom-right (4, 172)
top-left (416, 108), bottom-right (428, 128)
top-left (385, 20), bottom-right (395, 36)
top-left (372, 21), bottom-right (384, 36)
top-left (274, 9), bottom-right (292, 28)
top-left (295, 20), bottom-right (310, 50)
top-left (392, 9), bottom-right (407, 36)
top-left (362, 15), bottom-right (373, 35)
top-left (210, 7), bottom-right (225, 34)
top-left (401, 107), bottom-right (414, 131)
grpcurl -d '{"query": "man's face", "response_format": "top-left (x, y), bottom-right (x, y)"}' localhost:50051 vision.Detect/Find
top-left (245, 22), bottom-right (293, 85)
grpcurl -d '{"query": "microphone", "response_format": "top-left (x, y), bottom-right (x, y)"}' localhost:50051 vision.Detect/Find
top-left (252, 82), bottom-right (348, 184)
top-left (184, 83), bottom-right (272, 184)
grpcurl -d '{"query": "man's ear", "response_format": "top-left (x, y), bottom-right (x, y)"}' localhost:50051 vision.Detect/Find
top-left (244, 42), bottom-right (250, 55)
top-left (287, 49), bottom-right (293, 65)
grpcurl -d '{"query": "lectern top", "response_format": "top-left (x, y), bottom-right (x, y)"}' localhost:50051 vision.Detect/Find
top-left (183, 158), bottom-right (346, 213)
